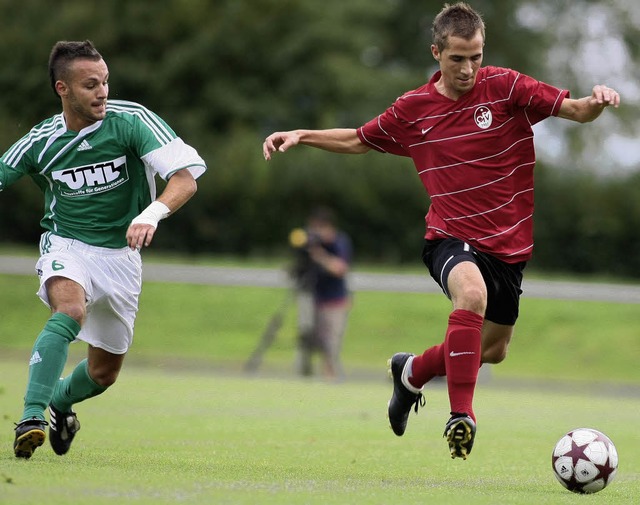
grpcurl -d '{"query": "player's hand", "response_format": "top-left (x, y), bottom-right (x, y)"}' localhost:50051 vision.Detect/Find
top-left (126, 223), bottom-right (157, 250)
top-left (590, 85), bottom-right (620, 108)
top-left (263, 131), bottom-right (300, 160)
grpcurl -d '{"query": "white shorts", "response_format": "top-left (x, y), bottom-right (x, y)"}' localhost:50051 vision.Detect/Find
top-left (36, 233), bottom-right (143, 354)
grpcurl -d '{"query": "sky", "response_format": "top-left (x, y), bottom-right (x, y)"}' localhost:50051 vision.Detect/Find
top-left (518, 1), bottom-right (640, 175)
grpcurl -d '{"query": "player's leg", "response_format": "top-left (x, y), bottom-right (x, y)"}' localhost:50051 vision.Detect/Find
top-left (443, 261), bottom-right (485, 421)
top-left (49, 242), bottom-right (141, 455)
top-left (49, 346), bottom-right (125, 455)
top-left (48, 243), bottom-right (140, 456)
top-left (14, 277), bottom-right (84, 458)
top-left (481, 320), bottom-right (514, 364)
top-left (440, 261), bottom-right (485, 460)
top-left (440, 253), bottom-right (523, 459)
top-left (387, 240), bottom-right (482, 440)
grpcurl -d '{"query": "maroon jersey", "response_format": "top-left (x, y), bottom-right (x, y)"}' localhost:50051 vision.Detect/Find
top-left (357, 66), bottom-right (569, 263)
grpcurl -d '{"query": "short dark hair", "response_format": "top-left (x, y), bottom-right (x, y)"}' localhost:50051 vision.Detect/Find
top-left (48, 40), bottom-right (102, 97)
top-left (432, 2), bottom-right (485, 52)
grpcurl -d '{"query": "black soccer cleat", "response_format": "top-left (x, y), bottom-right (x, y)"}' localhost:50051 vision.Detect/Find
top-left (387, 352), bottom-right (425, 436)
top-left (49, 404), bottom-right (81, 456)
top-left (444, 413), bottom-right (476, 460)
top-left (14, 417), bottom-right (47, 459)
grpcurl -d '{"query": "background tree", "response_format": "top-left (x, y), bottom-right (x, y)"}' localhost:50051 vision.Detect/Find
top-left (0, 0), bottom-right (638, 276)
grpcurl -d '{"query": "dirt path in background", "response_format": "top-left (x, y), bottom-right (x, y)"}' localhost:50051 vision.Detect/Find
top-left (2, 254), bottom-right (640, 303)
top-left (2, 254), bottom-right (638, 396)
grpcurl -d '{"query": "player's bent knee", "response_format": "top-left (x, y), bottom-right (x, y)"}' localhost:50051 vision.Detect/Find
top-left (90, 370), bottom-right (119, 388)
top-left (54, 306), bottom-right (86, 326)
top-left (482, 344), bottom-right (508, 364)
top-left (454, 288), bottom-right (487, 315)
top-left (88, 363), bottom-right (122, 387)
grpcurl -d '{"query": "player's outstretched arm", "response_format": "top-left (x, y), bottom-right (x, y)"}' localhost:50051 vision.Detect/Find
top-left (558, 84), bottom-right (621, 123)
top-left (126, 168), bottom-right (197, 250)
top-left (263, 128), bottom-right (370, 161)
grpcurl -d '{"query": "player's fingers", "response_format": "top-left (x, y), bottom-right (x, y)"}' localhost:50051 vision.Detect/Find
top-left (263, 138), bottom-right (275, 160)
top-left (126, 224), bottom-right (151, 250)
top-left (593, 85), bottom-right (620, 107)
top-left (263, 134), bottom-right (282, 160)
top-left (263, 132), bottom-right (298, 160)
top-left (278, 138), bottom-right (293, 153)
top-left (143, 226), bottom-right (156, 247)
top-left (607, 88), bottom-right (621, 107)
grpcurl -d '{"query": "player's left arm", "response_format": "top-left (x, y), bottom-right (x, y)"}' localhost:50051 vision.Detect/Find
top-left (126, 168), bottom-right (197, 250)
top-left (557, 84), bottom-right (620, 123)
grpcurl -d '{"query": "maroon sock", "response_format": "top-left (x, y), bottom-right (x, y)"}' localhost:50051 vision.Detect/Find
top-left (444, 309), bottom-right (483, 422)
top-left (408, 343), bottom-right (446, 389)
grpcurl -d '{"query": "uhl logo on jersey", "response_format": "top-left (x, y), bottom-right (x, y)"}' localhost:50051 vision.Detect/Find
top-left (51, 156), bottom-right (129, 197)
top-left (474, 106), bottom-right (492, 129)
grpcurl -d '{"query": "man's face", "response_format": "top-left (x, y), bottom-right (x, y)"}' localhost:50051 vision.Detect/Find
top-left (432, 30), bottom-right (484, 100)
top-left (57, 58), bottom-right (109, 130)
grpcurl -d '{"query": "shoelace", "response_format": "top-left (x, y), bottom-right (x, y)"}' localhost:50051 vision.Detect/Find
top-left (413, 392), bottom-right (426, 414)
top-left (14, 418), bottom-right (48, 430)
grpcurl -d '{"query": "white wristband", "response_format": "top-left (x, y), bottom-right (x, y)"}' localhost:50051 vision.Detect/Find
top-left (131, 201), bottom-right (171, 229)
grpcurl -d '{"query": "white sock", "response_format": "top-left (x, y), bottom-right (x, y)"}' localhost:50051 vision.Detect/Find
top-left (401, 356), bottom-right (424, 394)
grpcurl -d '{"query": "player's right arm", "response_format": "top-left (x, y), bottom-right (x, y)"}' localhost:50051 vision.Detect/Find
top-left (0, 149), bottom-right (31, 192)
top-left (263, 128), bottom-right (370, 161)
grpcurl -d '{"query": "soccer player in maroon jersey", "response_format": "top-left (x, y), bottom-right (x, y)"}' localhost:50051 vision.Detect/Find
top-left (262, 2), bottom-right (620, 459)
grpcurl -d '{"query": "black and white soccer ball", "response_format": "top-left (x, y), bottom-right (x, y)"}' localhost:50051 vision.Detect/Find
top-left (551, 428), bottom-right (618, 494)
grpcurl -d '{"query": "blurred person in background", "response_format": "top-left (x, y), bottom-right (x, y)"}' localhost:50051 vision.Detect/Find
top-left (289, 207), bottom-right (352, 381)
top-left (4, 40), bottom-right (206, 459)
top-left (263, 2), bottom-right (620, 459)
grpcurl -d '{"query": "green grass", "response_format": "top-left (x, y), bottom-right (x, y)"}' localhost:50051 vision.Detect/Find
top-left (1, 360), bottom-right (638, 505)
top-left (1, 271), bottom-right (639, 504)
top-left (1, 273), bottom-right (638, 384)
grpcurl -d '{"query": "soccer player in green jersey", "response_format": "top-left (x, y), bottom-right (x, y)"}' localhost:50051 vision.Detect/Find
top-left (2, 40), bottom-right (207, 458)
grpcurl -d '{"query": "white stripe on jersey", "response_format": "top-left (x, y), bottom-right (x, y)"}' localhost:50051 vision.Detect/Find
top-left (395, 71), bottom-right (513, 126)
top-left (41, 120), bottom-right (102, 172)
top-left (3, 115), bottom-right (64, 167)
top-left (427, 212), bottom-right (533, 244)
top-left (375, 115), bottom-right (400, 146)
top-left (37, 126), bottom-right (67, 165)
top-left (429, 161), bottom-right (535, 198)
top-left (505, 243), bottom-right (534, 257)
top-left (443, 188), bottom-right (534, 221)
top-left (358, 125), bottom-right (389, 154)
top-left (417, 136), bottom-right (533, 175)
top-left (475, 214), bottom-right (533, 242)
top-left (107, 100), bottom-right (174, 145)
top-left (409, 116), bottom-right (517, 149)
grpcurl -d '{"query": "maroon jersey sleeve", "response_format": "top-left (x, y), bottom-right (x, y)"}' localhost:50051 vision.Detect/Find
top-left (508, 71), bottom-right (569, 125)
top-left (357, 103), bottom-right (412, 158)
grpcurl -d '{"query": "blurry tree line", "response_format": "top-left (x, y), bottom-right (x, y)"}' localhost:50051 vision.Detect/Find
top-left (0, 0), bottom-right (639, 277)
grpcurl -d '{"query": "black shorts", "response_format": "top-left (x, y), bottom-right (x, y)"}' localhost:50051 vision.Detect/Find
top-left (421, 238), bottom-right (526, 325)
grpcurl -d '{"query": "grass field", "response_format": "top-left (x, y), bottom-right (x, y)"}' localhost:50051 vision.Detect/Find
top-left (1, 274), bottom-right (639, 384)
top-left (1, 271), bottom-right (639, 504)
top-left (1, 361), bottom-right (639, 505)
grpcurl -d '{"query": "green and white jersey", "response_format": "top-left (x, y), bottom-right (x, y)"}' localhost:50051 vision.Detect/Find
top-left (0, 99), bottom-right (206, 248)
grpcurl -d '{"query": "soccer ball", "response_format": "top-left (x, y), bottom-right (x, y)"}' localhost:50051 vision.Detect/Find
top-left (551, 428), bottom-right (618, 494)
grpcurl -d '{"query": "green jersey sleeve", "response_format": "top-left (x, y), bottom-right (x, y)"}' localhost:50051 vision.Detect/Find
top-left (109, 100), bottom-right (206, 181)
top-left (0, 117), bottom-right (60, 191)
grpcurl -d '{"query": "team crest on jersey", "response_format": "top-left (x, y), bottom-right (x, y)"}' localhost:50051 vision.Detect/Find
top-left (51, 156), bottom-right (128, 197)
top-left (474, 106), bottom-right (492, 129)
